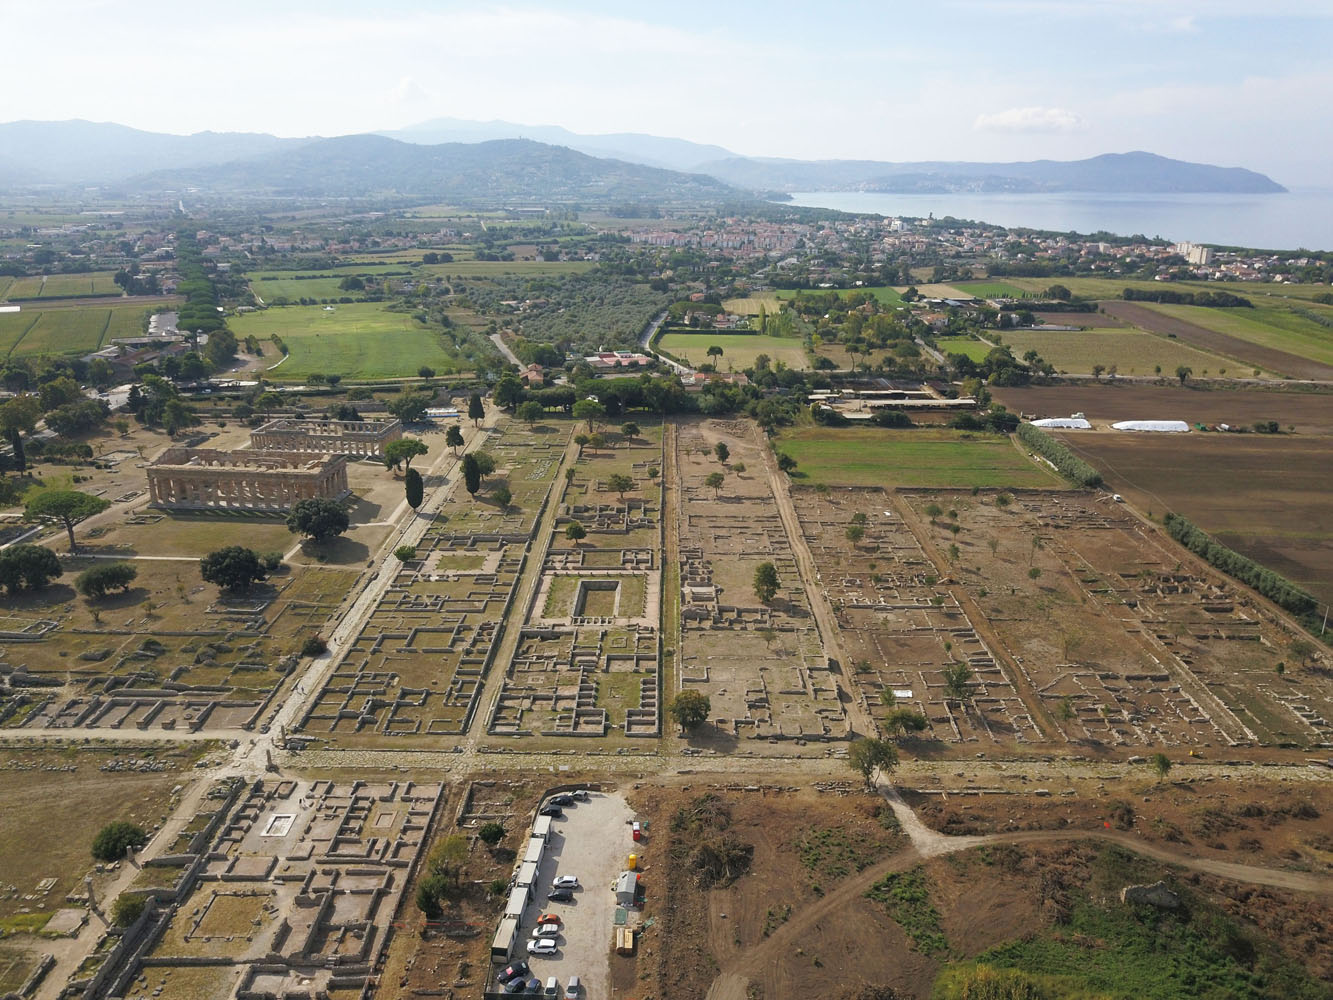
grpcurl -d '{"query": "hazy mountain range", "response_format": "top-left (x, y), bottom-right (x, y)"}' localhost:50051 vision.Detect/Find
top-left (0, 119), bottom-right (1287, 202)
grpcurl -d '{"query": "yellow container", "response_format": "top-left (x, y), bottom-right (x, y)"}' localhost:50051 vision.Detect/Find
top-left (627, 853), bottom-right (638, 870)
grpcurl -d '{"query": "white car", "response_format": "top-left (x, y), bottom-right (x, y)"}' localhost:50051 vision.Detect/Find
top-left (531, 923), bottom-right (560, 939)
top-left (526, 938), bottom-right (558, 956)
top-left (551, 875), bottom-right (580, 890)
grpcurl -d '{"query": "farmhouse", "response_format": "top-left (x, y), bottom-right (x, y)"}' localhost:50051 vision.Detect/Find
top-left (147, 447), bottom-right (349, 511)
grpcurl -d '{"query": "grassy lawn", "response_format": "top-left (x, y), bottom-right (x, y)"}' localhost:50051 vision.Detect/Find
top-left (658, 332), bottom-right (809, 370)
top-left (230, 302), bottom-right (466, 379)
top-left (0, 312), bottom-right (38, 356)
top-left (998, 329), bottom-right (1231, 375)
top-left (775, 426), bottom-right (1060, 489)
top-left (0, 748), bottom-right (200, 924)
top-left (934, 337), bottom-right (991, 362)
top-left (1142, 302), bottom-right (1333, 366)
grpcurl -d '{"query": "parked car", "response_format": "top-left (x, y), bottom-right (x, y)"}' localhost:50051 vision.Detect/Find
top-left (547, 794), bottom-right (574, 807)
top-left (631, 820), bottom-right (642, 841)
top-left (527, 938), bottom-right (558, 956)
top-left (503, 977), bottom-right (528, 994)
top-left (565, 975), bottom-right (582, 998)
top-left (497, 961), bottom-right (530, 984)
top-left (532, 923), bottom-right (560, 939)
top-left (572, 790), bottom-right (590, 801)
top-left (536, 913), bottom-right (562, 926)
top-left (544, 977), bottom-right (560, 998)
top-left (547, 888), bottom-right (573, 902)
top-left (538, 804), bottom-right (563, 818)
top-left (551, 875), bottom-right (580, 889)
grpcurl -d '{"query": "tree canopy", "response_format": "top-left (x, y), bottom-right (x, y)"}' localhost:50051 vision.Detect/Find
top-left (75, 561), bottom-right (137, 599)
top-left (92, 821), bottom-right (147, 861)
top-left (668, 689), bottom-right (711, 732)
top-left (0, 544), bottom-right (62, 595)
top-left (384, 437), bottom-right (429, 472)
top-left (200, 546), bottom-right (268, 593)
top-left (847, 737), bottom-right (898, 789)
top-left (753, 561), bottom-right (779, 604)
top-left (24, 489), bottom-right (110, 551)
top-left (404, 467), bottom-right (424, 510)
top-left (287, 498), bottom-right (350, 543)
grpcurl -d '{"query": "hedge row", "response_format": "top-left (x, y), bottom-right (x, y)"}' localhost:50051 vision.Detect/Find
top-left (1017, 422), bottom-right (1103, 488)
top-left (1164, 512), bottom-right (1317, 619)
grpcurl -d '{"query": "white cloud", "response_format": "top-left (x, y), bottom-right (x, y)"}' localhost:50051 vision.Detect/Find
top-left (973, 106), bottom-right (1085, 132)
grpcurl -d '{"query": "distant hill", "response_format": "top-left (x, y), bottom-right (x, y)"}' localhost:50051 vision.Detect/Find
top-left (383, 117), bottom-right (736, 173)
top-left (0, 120), bottom-right (1286, 200)
top-left (698, 151), bottom-right (1287, 195)
top-left (125, 135), bottom-right (743, 205)
top-left (0, 120), bottom-right (307, 185)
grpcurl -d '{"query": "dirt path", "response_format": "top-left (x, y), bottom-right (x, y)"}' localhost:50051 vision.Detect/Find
top-left (706, 776), bottom-right (1333, 999)
top-left (1103, 301), bottom-right (1333, 381)
top-left (756, 425), bottom-right (877, 739)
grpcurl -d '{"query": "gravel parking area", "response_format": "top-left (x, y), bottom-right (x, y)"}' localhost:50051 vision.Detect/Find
top-left (518, 790), bottom-right (634, 998)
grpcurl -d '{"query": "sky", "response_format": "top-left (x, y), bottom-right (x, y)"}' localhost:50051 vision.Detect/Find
top-left (2, 0), bottom-right (1331, 185)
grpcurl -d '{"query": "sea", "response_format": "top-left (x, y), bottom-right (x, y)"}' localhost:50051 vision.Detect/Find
top-left (785, 189), bottom-right (1333, 253)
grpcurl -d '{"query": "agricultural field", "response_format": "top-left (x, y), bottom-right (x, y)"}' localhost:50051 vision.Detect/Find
top-left (776, 285), bottom-right (907, 307)
top-left (997, 328), bottom-right (1235, 376)
top-left (657, 331), bottom-right (809, 370)
top-left (775, 427), bottom-right (1061, 489)
top-left (423, 258), bottom-right (595, 277)
top-left (992, 383), bottom-right (1333, 436)
top-left (248, 274), bottom-right (367, 301)
top-left (1058, 430), bottom-right (1333, 608)
top-left (934, 336), bottom-right (991, 361)
top-left (0, 304), bottom-right (149, 358)
top-left (229, 302), bottom-right (468, 379)
top-left (1141, 302), bottom-right (1333, 368)
top-left (952, 280), bottom-right (1035, 299)
top-left (1001, 274), bottom-right (1333, 303)
top-left (0, 271), bottom-right (121, 299)
top-left (1103, 302), bottom-right (1333, 380)
top-left (721, 292), bottom-right (784, 315)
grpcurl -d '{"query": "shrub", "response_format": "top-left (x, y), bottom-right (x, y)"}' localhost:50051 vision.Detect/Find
top-left (111, 895), bottom-right (146, 927)
top-left (92, 821), bottom-right (147, 861)
top-left (75, 561), bottom-right (137, 599)
top-left (301, 635), bottom-right (328, 657)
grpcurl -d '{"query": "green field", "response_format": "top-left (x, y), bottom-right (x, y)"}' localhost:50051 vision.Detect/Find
top-left (422, 259), bottom-right (595, 277)
top-left (953, 280), bottom-right (1034, 299)
top-left (996, 275), bottom-right (1333, 304)
top-left (721, 293), bottom-right (785, 315)
top-left (657, 331), bottom-right (809, 370)
top-left (249, 275), bottom-right (363, 301)
top-left (1142, 302), bottom-right (1333, 367)
top-left (230, 302), bottom-right (466, 380)
top-left (0, 271), bottom-right (121, 299)
top-left (776, 286), bottom-right (906, 307)
top-left (997, 329), bottom-right (1232, 375)
top-left (934, 337), bottom-right (991, 362)
top-left (0, 305), bottom-right (147, 358)
top-left (775, 427), bottom-right (1059, 489)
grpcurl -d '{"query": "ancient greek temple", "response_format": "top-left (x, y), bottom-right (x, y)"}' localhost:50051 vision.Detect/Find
top-left (249, 417), bottom-right (402, 458)
top-left (147, 447), bottom-right (350, 512)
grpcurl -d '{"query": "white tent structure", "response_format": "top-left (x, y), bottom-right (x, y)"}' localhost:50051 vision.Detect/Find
top-left (1111, 420), bottom-right (1190, 433)
top-left (1031, 417), bottom-right (1092, 429)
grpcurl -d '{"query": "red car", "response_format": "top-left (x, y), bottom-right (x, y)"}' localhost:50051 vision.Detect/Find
top-left (536, 913), bottom-right (562, 926)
